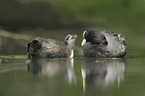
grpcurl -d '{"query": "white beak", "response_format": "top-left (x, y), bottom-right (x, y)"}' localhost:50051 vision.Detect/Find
top-left (81, 39), bottom-right (86, 46)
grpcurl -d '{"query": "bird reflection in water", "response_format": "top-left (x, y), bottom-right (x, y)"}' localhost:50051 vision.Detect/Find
top-left (27, 58), bottom-right (76, 84)
top-left (82, 58), bottom-right (126, 92)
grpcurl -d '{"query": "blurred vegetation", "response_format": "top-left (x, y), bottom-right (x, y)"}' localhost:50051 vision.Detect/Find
top-left (0, 0), bottom-right (145, 31)
top-left (0, 0), bottom-right (79, 30)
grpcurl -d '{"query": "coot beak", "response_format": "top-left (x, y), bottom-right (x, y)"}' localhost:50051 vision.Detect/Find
top-left (72, 34), bottom-right (77, 39)
top-left (83, 31), bottom-right (86, 38)
top-left (81, 39), bottom-right (86, 46)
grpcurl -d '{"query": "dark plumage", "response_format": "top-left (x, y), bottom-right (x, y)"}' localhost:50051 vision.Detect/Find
top-left (81, 29), bottom-right (127, 58)
top-left (27, 34), bottom-right (77, 59)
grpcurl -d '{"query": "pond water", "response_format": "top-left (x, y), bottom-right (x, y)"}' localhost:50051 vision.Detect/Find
top-left (0, 57), bottom-right (145, 96)
top-left (0, 34), bottom-right (145, 96)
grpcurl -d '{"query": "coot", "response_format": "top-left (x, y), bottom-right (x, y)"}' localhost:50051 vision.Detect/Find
top-left (81, 29), bottom-right (127, 58)
top-left (27, 34), bottom-right (77, 59)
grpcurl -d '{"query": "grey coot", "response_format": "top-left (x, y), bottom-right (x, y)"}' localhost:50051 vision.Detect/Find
top-left (81, 29), bottom-right (127, 58)
top-left (27, 34), bottom-right (77, 59)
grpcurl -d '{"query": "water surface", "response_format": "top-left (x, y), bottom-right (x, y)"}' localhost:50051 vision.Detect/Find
top-left (0, 56), bottom-right (145, 96)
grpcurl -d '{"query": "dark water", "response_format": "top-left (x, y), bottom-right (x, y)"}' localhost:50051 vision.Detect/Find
top-left (0, 35), bottom-right (145, 96)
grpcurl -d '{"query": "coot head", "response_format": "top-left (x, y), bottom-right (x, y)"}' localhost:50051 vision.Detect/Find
top-left (64, 34), bottom-right (77, 48)
top-left (64, 34), bottom-right (77, 58)
top-left (81, 29), bottom-right (108, 46)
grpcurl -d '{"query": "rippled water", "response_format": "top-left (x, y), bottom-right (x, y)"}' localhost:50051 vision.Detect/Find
top-left (0, 56), bottom-right (145, 96)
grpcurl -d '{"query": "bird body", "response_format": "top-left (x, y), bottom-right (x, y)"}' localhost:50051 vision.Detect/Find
top-left (27, 34), bottom-right (77, 59)
top-left (82, 29), bottom-right (127, 58)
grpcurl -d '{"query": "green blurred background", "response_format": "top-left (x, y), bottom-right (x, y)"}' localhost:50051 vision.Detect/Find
top-left (0, 0), bottom-right (145, 57)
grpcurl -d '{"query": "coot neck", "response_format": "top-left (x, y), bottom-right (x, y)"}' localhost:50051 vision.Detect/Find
top-left (67, 47), bottom-right (74, 58)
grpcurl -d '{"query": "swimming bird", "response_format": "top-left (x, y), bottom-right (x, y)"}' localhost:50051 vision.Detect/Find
top-left (81, 29), bottom-right (127, 58)
top-left (27, 34), bottom-right (77, 59)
